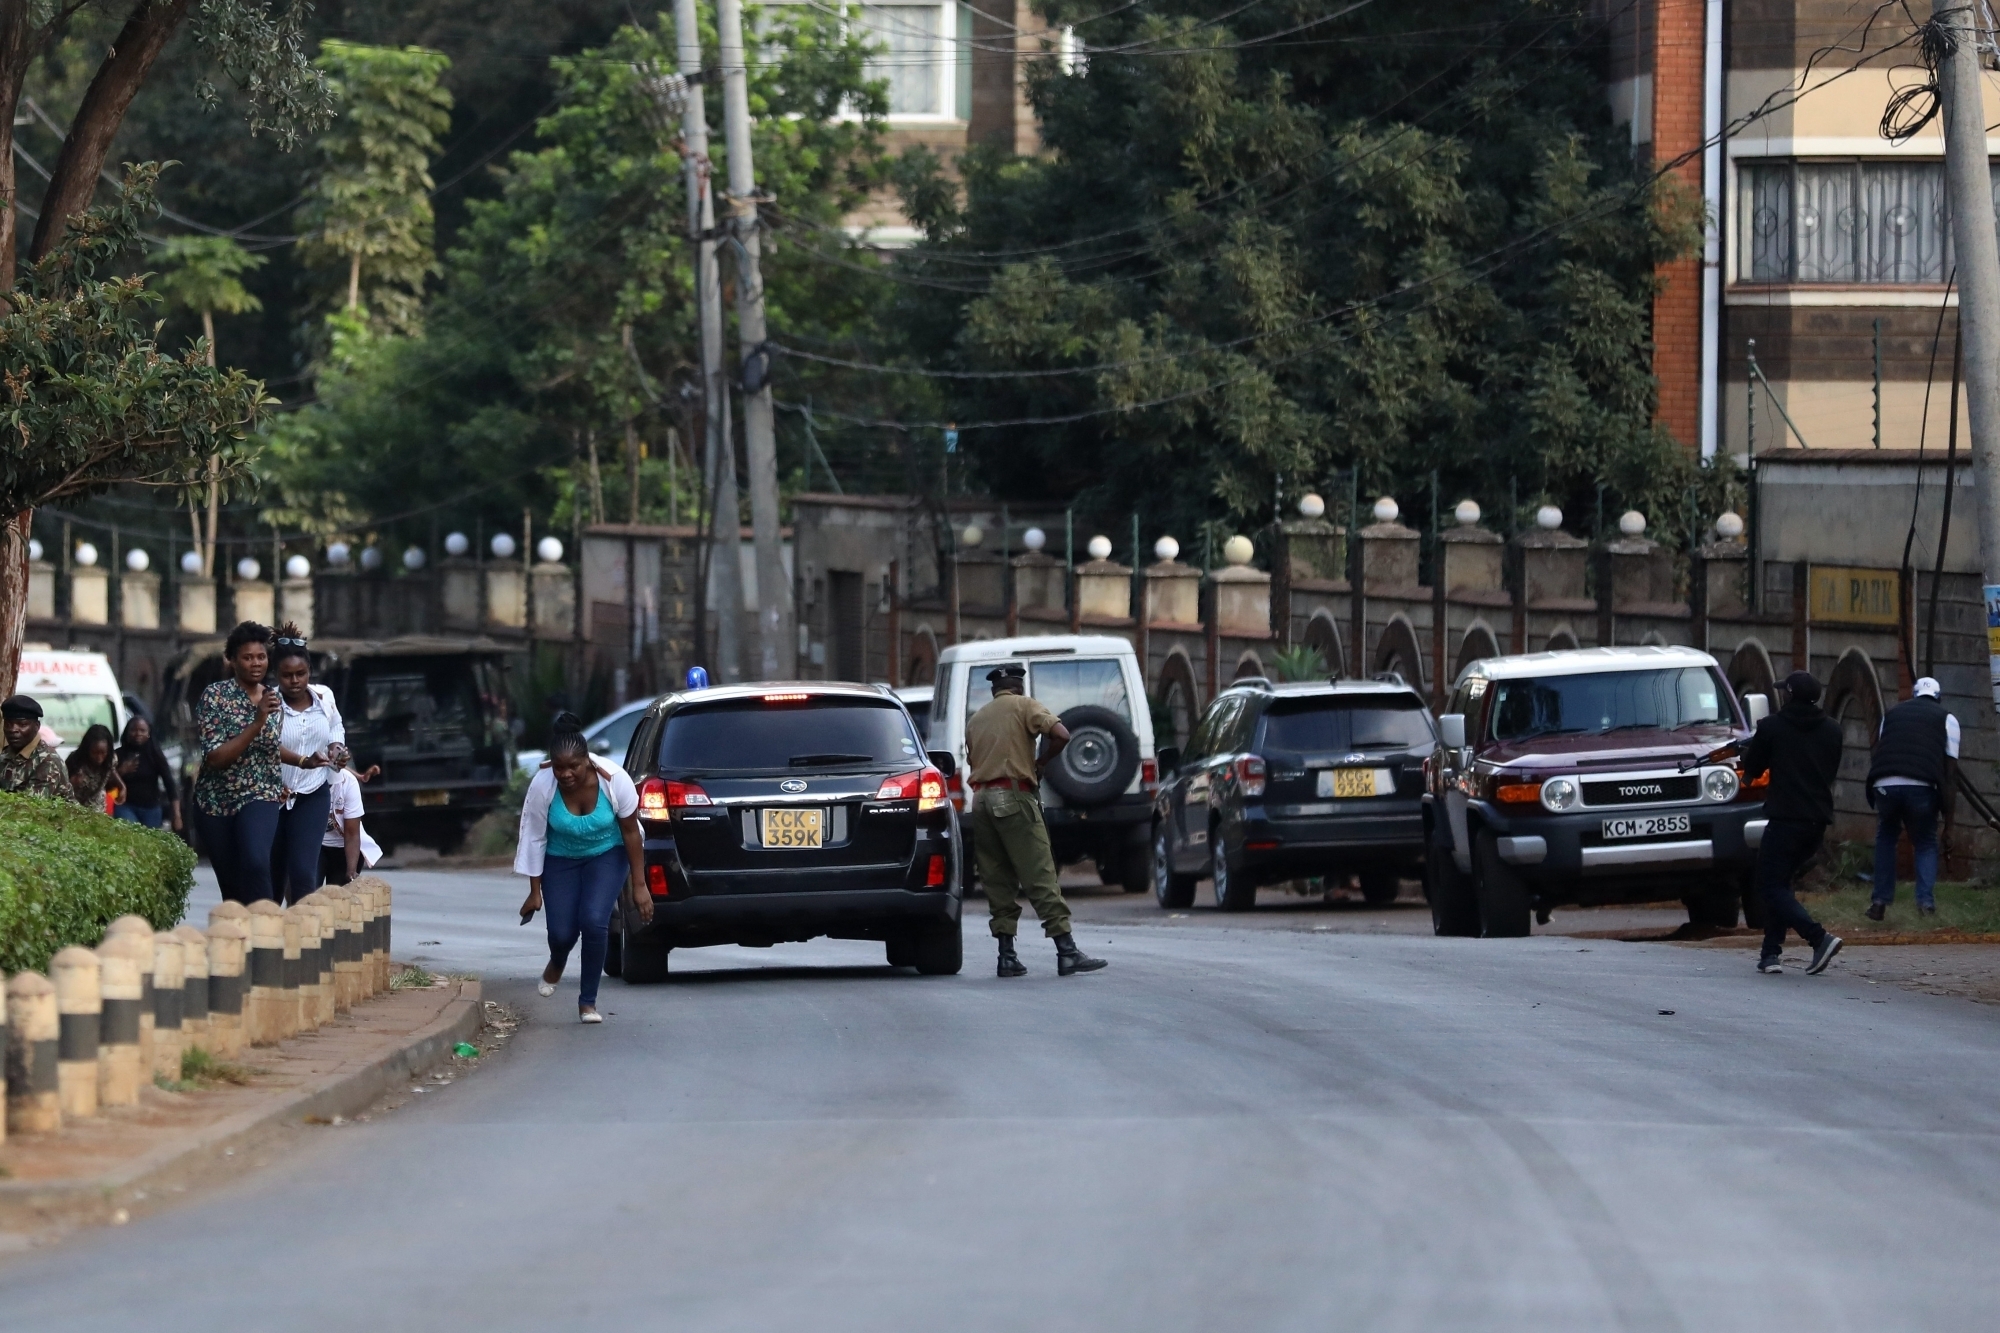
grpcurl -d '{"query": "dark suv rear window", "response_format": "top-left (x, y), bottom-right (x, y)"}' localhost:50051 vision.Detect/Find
top-left (656, 699), bottom-right (921, 772)
top-left (1259, 697), bottom-right (1434, 753)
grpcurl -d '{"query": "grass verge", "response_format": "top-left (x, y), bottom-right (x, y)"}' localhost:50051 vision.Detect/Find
top-left (153, 1044), bottom-right (257, 1092)
top-left (389, 965), bottom-right (438, 990)
top-left (1797, 882), bottom-right (2000, 941)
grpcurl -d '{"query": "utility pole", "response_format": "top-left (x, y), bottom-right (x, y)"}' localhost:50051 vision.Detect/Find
top-left (715, 0), bottom-right (790, 680)
top-left (670, 0), bottom-right (744, 681)
top-left (1935, 0), bottom-right (2000, 711)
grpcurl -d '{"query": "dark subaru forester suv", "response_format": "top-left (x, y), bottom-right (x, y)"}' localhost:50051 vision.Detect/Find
top-left (1424, 646), bottom-right (1770, 938)
top-left (1152, 677), bottom-right (1435, 911)
top-left (606, 683), bottom-right (964, 981)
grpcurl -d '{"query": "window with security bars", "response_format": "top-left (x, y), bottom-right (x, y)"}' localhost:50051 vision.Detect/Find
top-left (1739, 160), bottom-right (2000, 284)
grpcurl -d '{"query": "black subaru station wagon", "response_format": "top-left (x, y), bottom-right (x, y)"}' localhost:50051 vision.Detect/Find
top-left (606, 683), bottom-right (964, 981)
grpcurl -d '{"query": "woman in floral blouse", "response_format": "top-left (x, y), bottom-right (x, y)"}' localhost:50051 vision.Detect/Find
top-left (195, 621), bottom-right (326, 903)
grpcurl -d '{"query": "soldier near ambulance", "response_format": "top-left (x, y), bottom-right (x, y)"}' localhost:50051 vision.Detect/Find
top-left (964, 664), bottom-right (1108, 978)
top-left (1, 694), bottom-right (75, 802)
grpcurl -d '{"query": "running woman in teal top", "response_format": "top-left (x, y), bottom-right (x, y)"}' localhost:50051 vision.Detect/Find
top-left (515, 714), bottom-right (648, 1022)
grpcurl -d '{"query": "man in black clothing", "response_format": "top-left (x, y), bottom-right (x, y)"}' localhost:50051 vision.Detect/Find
top-left (1865, 676), bottom-right (1957, 919)
top-left (1741, 669), bottom-right (1845, 975)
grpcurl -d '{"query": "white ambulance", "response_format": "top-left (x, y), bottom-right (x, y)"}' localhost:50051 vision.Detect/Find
top-left (15, 648), bottom-right (129, 757)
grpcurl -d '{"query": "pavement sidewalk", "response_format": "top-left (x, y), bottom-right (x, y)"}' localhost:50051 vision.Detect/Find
top-left (0, 975), bottom-right (483, 1242)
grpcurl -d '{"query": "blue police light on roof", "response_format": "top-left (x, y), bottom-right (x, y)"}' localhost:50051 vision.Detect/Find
top-left (685, 666), bottom-right (710, 691)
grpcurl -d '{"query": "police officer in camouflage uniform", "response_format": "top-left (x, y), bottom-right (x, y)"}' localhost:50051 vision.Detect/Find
top-left (965, 664), bottom-right (1108, 978)
top-left (1, 695), bottom-right (75, 802)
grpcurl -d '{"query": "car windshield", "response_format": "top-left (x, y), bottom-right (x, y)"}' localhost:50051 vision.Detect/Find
top-left (37, 693), bottom-right (117, 747)
top-left (962, 658), bottom-right (1131, 728)
top-left (1260, 697), bottom-right (1434, 753)
top-left (657, 700), bottom-right (920, 772)
top-left (348, 658), bottom-right (482, 751)
top-left (1487, 667), bottom-right (1728, 741)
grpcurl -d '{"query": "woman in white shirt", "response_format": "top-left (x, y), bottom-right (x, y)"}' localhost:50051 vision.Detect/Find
top-left (515, 714), bottom-right (649, 1023)
top-left (271, 624), bottom-right (343, 905)
top-left (320, 757), bottom-right (382, 885)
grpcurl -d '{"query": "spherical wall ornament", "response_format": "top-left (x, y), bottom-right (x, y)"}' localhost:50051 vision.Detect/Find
top-left (180, 550), bottom-right (203, 575)
top-left (536, 536), bottom-right (564, 564)
top-left (1022, 527), bottom-right (1047, 553)
top-left (1298, 493), bottom-right (1326, 519)
top-left (27, 538), bottom-right (43, 561)
top-left (1222, 535), bottom-right (1255, 566)
top-left (443, 531), bottom-right (470, 557)
top-left (1618, 510), bottom-right (1647, 538)
top-left (359, 546), bottom-right (384, 572)
top-left (73, 542), bottom-right (98, 568)
top-left (1153, 535), bottom-right (1180, 562)
top-left (1087, 535), bottom-right (1113, 561)
top-left (125, 548), bottom-right (150, 573)
top-left (1715, 511), bottom-right (1746, 540)
top-left (490, 532), bottom-right (518, 560)
top-left (960, 525), bottom-right (984, 550)
top-left (403, 546), bottom-right (427, 571)
top-left (1454, 499), bottom-right (1481, 526)
top-left (326, 541), bottom-right (351, 567)
top-left (1372, 497), bottom-right (1399, 524)
top-left (236, 557), bottom-right (261, 582)
top-left (285, 554), bottom-right (312, 580)
top-left (1535, 505), bottom-right (1564, 531)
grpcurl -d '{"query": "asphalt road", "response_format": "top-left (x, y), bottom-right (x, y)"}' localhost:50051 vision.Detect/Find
top-left (7, 868), bottom-right (2000, 1332)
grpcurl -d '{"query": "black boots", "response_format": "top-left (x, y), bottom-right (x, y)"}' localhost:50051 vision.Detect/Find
top-left (996, 935), bottom-right (1027, 977)
top-left (1055, 933), bottom-right (1107, 976)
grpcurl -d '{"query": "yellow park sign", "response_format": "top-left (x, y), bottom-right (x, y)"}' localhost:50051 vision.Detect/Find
top-left (1807, 566), bottom-right (1900, 627)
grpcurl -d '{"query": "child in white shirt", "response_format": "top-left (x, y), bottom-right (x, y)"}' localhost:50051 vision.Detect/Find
top-left (321, 759), bottom-right (383, 885)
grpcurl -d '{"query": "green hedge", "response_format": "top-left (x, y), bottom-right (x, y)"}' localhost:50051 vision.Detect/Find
top-left (0, 792), bottom-right (196, 975)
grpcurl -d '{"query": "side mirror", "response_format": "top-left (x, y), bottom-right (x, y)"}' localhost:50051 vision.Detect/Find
top-left (1157, 745), bottom-right (1181, 776)
top-left (1438, 714), bottom-right (1466, 749)
top-left (1744, 693), bottom-right (1771, 725)
top-left (927, 749), bottom-right (957, 778)
top-left (590, 737), bottom-right (611, 754)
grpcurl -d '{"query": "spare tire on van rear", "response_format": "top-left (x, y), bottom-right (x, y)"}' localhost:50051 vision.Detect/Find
top-left (1045, 705), bottom-right (1140, 807)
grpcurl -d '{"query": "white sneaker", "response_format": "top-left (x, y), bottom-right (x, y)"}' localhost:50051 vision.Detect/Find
top-left (579, 1010), bottom-right (603, 1024)
top-left (537, 980), bottom-right (556, 997)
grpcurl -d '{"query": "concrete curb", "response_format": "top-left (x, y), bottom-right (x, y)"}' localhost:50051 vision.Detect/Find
top-left (0, 979), bottom-right (482, 1231)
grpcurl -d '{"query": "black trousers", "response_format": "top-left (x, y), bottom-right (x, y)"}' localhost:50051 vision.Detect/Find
top-left (272, 785), bottom-right (334, 906)
top-left (1756, 818), bottom-right (1830, 960)
top-left (317, 845), bottom-right (353, 887)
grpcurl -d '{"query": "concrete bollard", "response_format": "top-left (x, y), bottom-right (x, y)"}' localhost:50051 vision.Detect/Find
top-left (105, 915), bottom-right (157, 1075)
top-left (303, 895), bottom-right (337, 1025)
top-left (51, 947), bottom-right (101, 1118)
top-left (205, 918), bottom-right (248, 1060)
top-left (323, 888), bottom-right (360, 1012)
top-left (7, 972), bottom-right (60, 1135)
top-left (152, 931), bottom-right (185, 1081)
top-left (279, 905), bottom-right (306, 1037)
top-left (380, 877), bottom-right (393, 988)
top-left (350, 878), bottom-right (380, 997)
top-left (246, 901), bottom-right (287, 1046)
top-left (353, 875), bottom-right (392, 991)
top-left (94, 935), bottom-right (148, 1107)
top-left (174, 925), bottom-right (210, 1052)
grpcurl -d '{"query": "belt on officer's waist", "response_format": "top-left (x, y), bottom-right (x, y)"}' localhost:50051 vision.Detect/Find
top-left (972, 777), bottom-right (1038, 793)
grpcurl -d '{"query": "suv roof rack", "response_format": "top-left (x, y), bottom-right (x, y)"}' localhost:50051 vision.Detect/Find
top-left (1229, 676), bottom-right (1276, 691)
top-left (1372, 670), bottom-right (1408, 688)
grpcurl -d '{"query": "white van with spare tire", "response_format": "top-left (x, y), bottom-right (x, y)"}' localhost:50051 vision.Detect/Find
top-left (929, 635), bottom-right (1158, 891)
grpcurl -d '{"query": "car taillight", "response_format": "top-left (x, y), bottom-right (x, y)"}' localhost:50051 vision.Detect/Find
top-left (924, 854), bottom-right (946, 887)
top-left (1141, 758), bottom-right (1158, 790)
top-left (948, 771), bottom-right (965, 812)
top-left (1234, 755), bottom-right (1266, 797)
top-left (640, 776), bottom-right (710, 811)
top-left (646, 863), bottom-right (669, 897)
top-left (762, 692), bottom-right (809, 703)
top-left (878, 767), bottom-right (949, 812)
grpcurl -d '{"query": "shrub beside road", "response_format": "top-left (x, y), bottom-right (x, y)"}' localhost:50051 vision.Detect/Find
top-left (0, 793), bottom-right (195, 973)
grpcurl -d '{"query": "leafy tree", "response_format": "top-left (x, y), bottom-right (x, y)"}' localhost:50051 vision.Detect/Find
top-left (261, 12), bottom-right (892, 546)
top-left (0, 1), bottom-right (330, 696)
top-left (884, 0), bottom-right (1707, 553)
top-left (294, 41), bottom-right (452, 334)
top-left (0, 169), bottom-right (268, 676)
top-left (152, 234), bottom-right (265, 575)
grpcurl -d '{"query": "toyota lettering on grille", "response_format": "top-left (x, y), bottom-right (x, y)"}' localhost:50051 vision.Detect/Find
top-left (1618, 783), bottom-right (1662, 797)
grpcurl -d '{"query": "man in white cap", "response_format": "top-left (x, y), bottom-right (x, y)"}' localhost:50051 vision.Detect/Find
top-left (1865, 676), bottom-right (1958, 920)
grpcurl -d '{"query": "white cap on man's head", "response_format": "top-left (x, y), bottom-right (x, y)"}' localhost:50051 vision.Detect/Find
top-left (1914, 677), bottom-right (1942, 699)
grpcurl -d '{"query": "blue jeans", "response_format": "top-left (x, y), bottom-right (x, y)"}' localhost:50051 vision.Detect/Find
top-left (196, 800), bottom-right (283, 903)
top-left (1758, 819), bottom-right (1830, 962)
top-left (1871, 783), bottom-right (1940, 910)
top-left (542, 846), bottom-right (628, 1006)
top-left (273, 785), bottom-right (334, 906)
top-left (115, 804), bottom-right (165, 829)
